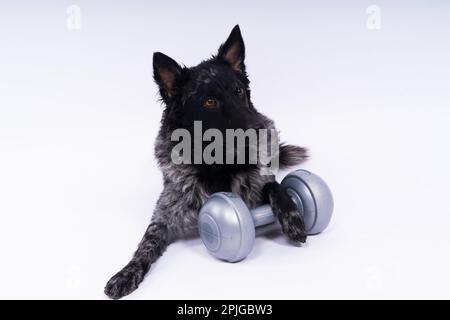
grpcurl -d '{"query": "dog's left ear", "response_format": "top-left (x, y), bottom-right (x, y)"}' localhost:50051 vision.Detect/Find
top-left (217, 25), bottom-right (245, 72)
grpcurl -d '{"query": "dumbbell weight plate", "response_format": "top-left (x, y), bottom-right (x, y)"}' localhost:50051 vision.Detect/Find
top-left (281, 169), bottom-right (333, 235)
top-left (198, 192), bottom-right (256, 262)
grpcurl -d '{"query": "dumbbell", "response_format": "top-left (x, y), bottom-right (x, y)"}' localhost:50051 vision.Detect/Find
top-left (198, 169), bottom-right (333, 262)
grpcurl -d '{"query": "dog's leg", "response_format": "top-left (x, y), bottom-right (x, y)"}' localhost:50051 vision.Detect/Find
top-left (104, 179), bottom-right (201, 299)
top-left (262, 181), bottom-right (307, 243)
top-left (104, 219), bottom-right (170, 299)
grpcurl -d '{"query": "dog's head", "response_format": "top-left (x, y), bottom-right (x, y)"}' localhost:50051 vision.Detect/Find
top-left (153, 25), bottom-right (271, 175)
top-left (153, 25), bottom-right (268, 135)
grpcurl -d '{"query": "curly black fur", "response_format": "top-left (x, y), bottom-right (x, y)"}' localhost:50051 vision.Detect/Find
top-left (105, 25), bottom-right (308, 299)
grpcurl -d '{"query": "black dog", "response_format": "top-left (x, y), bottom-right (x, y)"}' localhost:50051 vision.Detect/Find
top-left (105, 25), bottom-right (308, 299)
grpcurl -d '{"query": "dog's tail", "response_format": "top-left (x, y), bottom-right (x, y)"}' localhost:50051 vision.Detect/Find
top-left (278, 143), bottom-right (309, 169)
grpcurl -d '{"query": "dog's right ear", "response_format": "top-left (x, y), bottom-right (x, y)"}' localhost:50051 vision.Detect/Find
top-left (153, 52), bottom-right (183, 100)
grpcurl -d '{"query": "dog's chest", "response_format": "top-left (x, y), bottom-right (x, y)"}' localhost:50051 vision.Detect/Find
top-left (191, 170), bottom-right (272, 211)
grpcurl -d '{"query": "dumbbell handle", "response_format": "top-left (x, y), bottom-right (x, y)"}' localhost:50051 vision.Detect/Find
top-left (251, 204), bottom-right (276, 227)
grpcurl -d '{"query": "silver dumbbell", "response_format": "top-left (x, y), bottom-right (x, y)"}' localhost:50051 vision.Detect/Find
top-left (198, 169), bottom-right (334, 262)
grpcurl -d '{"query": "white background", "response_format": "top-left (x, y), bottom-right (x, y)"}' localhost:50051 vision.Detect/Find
top-left (1, 1), bottom-right (450, 299)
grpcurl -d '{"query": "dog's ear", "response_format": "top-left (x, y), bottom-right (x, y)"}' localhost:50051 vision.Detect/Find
top-left (217, 25), bottom-right (245, 72)
top-left (153, 52), bottom-right (183, 99)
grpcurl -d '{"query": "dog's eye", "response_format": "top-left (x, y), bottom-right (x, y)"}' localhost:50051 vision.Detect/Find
top-left (203, 98), bottom-right (218, 108)
top-left (235, 87), bottom-right (245, 97)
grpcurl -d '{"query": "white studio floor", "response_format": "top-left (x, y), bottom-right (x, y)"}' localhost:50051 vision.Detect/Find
top-left (1, 1), bottom-right (450, 299)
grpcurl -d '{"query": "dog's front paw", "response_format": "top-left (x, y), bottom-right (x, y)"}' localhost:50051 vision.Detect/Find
top-left (278, 209), bottom-right (307, 244)
top-left (104, 264), bottom-right (144, 299)
top-left (264, 182), bottom-right (308, 244)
